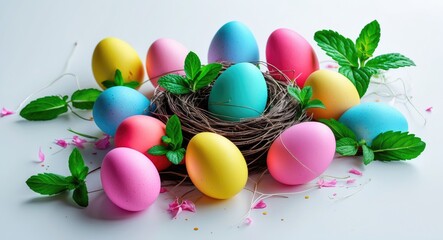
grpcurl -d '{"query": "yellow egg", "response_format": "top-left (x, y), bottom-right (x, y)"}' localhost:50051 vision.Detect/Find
top-left (304, 69), bottom-right (360, 120)
top-left (92, 37), bottom-right (144, 89)
top-left (185, 132), bottom-right (248, 199)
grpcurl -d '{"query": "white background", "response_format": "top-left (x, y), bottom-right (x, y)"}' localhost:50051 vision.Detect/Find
top-left (1, 0), bottom-right (442, 239)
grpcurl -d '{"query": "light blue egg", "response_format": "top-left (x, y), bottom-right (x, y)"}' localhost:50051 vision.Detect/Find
top-left (93, 86), bottom-right (151, 136)
top-left (338, 102), bottom-right (408, 146)
top-left (208, 21), bottom-right (259, 64)
top-left (208, 62), bottom-right (267, 121)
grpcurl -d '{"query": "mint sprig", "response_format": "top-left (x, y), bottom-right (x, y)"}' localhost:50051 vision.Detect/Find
top-left (26, 148), bottom-right (90, 207)
top-left (101, 69), bottom-right (140, 89)
top-left (158, 51), bottom-right (222, 94)
top-left (319, 119), bottom-right (426, 165)
top-left (148, 114), bottom-right (186, 164)
top-left (287, 85), bottom-right (325, 111)
top-left (314, 20), bottom-right (415, 97)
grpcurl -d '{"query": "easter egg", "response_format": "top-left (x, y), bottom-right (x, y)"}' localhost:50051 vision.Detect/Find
top-left (114, 115), bottom-right (171, 171)
top-left (266, 28), bottom-right (319, 87)
top-left (93, 86), bottom-right (151, 136)
top-left (208, 21), bottom-right (259, 64)
top-left (101, 147), bottom-right (160, 211)
top-left (186, 132), bottom-right (248, 199)
top-left (92, 37), bottom-right (144, 90)
top-left (208, 62), bottom-right (267, 121)
top-left (339, 102), bottom-right (408, 146)
top-left (304, 70), bottom-right (360, 120)
top-left (267, 122), bottom-right (336, 185)
top-left (146, 38), bottom-right (188, 88)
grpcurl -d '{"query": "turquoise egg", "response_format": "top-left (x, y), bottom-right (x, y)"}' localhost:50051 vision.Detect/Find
top-left (208, 62), bottom-right (268, 121)
top-left (338, 102), bottom-right (408, 146)
top-left (208, 21), bottom-right (259, 64)
top-left (93, 86), bottom-right (151, 136)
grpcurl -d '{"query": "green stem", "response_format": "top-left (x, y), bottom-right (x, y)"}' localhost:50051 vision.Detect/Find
top-left (67, 105), bottom-right (93, 121)
top-left (68, 128), bottom-right (99, 139)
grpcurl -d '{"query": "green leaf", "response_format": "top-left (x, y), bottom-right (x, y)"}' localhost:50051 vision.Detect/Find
top-left (305, 99), bottom-right (326, 109)
top-left (68, 148), bottom-right (88, 180)
top-left (370, 131), bottom-right (426, 161)
top-left (362, 145), bottom-right (375, 165)
top-left (166, 115), bottom-right (183, 149)
top-left (356, 20), bottom-right (381, 61)
top-left (158, 75), bottom-right (191, 95)
top-left (287, 85), bottom-right (302, 102)
top-left (193, 63), bottom-right (222, 91)
top-left (26, 173), bottom-right (72, 195)
top-left (184, 51), bottom-right (201, 80)
top-left (338, 66), bottom-right (374, 97)
top-left (71, 88), bottom-right (102, 110)
top-left (123, 81), bottom-right (140, 89)
top-left (166, 148), bottom-right (186, 165)
top-left (300, 86), bottom-right (313, 102)
top-left (148, 145), bottom-right (169, 156)
top-left (314, 30), bottom-right (359, 67)
top-left (72, 182), bottom-right (88, 207)
top-left (365, 53), bottom-right (416, 70)
top-left (101, 80), bottom-right (116, 89)
top-left (318, 119), bottom-right (357, 140)
top-left (161, 136), bottom-right (172, 144)
top-left (20, 96), bottom-right (68, 120)
top-left (336, 137), bottom-right (358, 156)
top-left (114, 69), bottom-right (124, 86)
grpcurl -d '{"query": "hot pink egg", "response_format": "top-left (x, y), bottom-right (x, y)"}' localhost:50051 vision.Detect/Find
top-left (267, 122), bottom-right (335, 185)
top-left (114, 115), bottom-right (171, 171)
top-left (146, 38), bottom-right (188, 88)
top-left (266, 28), bottom-right (319, 87)
top-left (101, 147), bottom-right (160, 211)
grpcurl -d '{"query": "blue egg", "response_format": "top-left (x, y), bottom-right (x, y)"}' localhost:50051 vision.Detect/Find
top-left (338, 102), bottom-right (408, 146)
top-left (93, 86), bottom-right (151, 136)
top-left (208, 21), bottom-right (259, 64)
top-left (208, 62), bottom-right (268, 121)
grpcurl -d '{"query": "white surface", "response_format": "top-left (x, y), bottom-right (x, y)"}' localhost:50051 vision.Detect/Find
top-left (1, 0), bottom-right (442, 239)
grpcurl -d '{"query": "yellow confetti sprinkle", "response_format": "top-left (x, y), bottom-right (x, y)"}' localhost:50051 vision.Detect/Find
top-left (304, 195), bottom-right (310, 199)
top-left (193, 227), bottom-right (199, 231)
top-left (262, 211), bottom-right (268, 215)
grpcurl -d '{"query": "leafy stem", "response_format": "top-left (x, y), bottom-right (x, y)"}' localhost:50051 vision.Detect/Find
top-left (287, 85), bottom-right (325, 113)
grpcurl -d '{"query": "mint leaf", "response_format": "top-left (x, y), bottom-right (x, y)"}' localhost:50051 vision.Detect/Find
top-left (193, 63), bottom-right (222, 91)
top-left (20, 96), bottom-right (68, 120)
top-left (362, 145), bottom-right (375, 165)
top-left (114, 69), bottom-right (124, 86)
top-left (371, 131), bottom-right (426, 161)
top-left (101, 80), bottom-right (116, 89)
top-left (166, 115), bottom-right (183, 149)
top-left (148, 145), bottom-right (169, 155)
top-left (314, 30), bottom-right (359, 67)
top-left (161, 136), bottom-right (172, 144)
top-left (69, 148), bottom-right (88, 181)
top-left (72, 182), bottom-right (88, 207)
top-left (318, 119), bottom-right (357, 140)
top-left (365, 53), bottom-right (416, 70)
top-left (26, 173), bottom-right (73, 195)
top-left (158, 75), bottom-right (191, 95)
top-left (339, 66), bottom-right (374, 97)
top-left (336, 137), bottom-right (359, 156)
top-left (71, 88), bottom-right (102, 110)
top-left (287, 85), bottom-right (302, 102)
top-left (166, 148), bottom-right (185, 165)
top-left (123, 81), bottom-right (140, 89)
top-left (356, 20), bottom-right (380, 61)
top-left (305, 99), bottom-right (326, 109)
top-left (184, 51), bottom-right (201, 80)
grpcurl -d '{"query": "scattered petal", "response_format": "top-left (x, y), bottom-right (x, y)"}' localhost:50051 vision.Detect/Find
top-left (1, 107), bottom-right (14, 117)
top-left (332, 193), bottom-right (337, 196)
top-left (245, 217), bottom-right (253, 225)
top-left (160, 187), bottom-right (168, 193)
top-left (317, 178), bottom-right (337, 188)
top-left (181, 200), bottom-right (196, 213)
top-left (326, 63), bottom-right (338, 69)
top-left (349, 168), bottom-right (363, 176)
top-left (54, 139), bottom-right (68, 148)
top-left (252, 200), bottom-right (267, 209)
top-left (168, 198), bottom-right (182, 218)
top-left (71, 136), bottom-right (87, 149)
top-left (94, 134), bottom-right (111, 150)
top-left (426, 107), bottom-right (433, 112)
top-left (38, 148), bottom-right (45, 163)
top-left (346, 179), bottom-right (356, 184)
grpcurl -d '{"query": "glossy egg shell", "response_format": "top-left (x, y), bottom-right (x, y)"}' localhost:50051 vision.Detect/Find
top-left (186, 132), bottom-right (248, 199)
top-left (339, 102), bottom-right (408, 146)
top-left (92, 86), bottom-right (151, 136)
top-left (304, 70), bottom-right (360, 120)
top-left (267, 122), bottom-right (336, 185)
top-left (208, 62), bottom-right (268, 121)
top-left (114, 115), bottom-right (171, 171)
top-left (101, 147), bottom-right (160, 211)
top-left (208, 21), bottom-right (259, 64)
top-left (146, 38), bottom-right (188, 88)
top-left (92, 37), bottom-right (144, 90)
top-left (266, 28), bottom-right (319, 87)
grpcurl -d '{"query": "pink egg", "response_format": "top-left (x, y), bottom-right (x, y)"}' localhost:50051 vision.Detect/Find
top-left (146, 38), bottom-right (188, 87)
top-left (266, 28), bottom-right (319, 87)
top-left (114, 115), bottom-right (172, 171)
top-left (101, 147), bottom-right (160, 211)
top-left (267, 122), bottom-right (335, 185)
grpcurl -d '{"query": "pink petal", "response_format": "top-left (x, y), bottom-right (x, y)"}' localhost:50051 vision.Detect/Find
top-left (181, 200), bottom-right (196, 213)
top-left (38, 148), bottom-right (45, 163)
top-left (326, 64), bottom-right (338, 69)
top-left (346, 179), bottom-right (356, 184)
top-left (71, 136), bottom-right (87, 149)
top-left (349, 168), bottom-right (363, 176)
top-left (168, 198), bottom-right (182, 218)
top-left (168, 198), bottom-right (181, 209)
top-left (426, 107), bottom-right (433, 112)
top-left (245, 217), bottom-right (253, 225)
top-left (317, 178), bottom-right (337, 188)
top-left (94, 134), bottom-right (111, 150)
top-left (1, 107), bottom-right (14, 117)
top-left (160, 187), bottom-right (168, 193)
top-left (252, 200), bottom-right (267, 209)
top-left (54, 139), bottom-right (68, 148)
